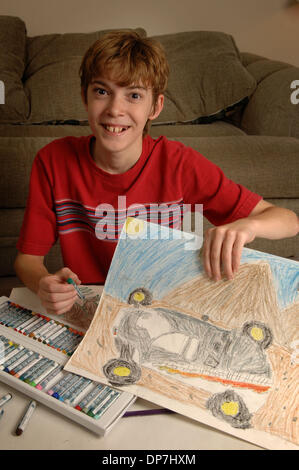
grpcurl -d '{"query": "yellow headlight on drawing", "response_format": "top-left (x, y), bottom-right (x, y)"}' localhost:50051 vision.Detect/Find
top-left (113, 366), bottom-right (131, 377)
top-left (250, 327), bottom-right (264, 342)
top-left (133, 291), bottom-right (145, 302)
top-left (221, 401), bottom-right (239, 416)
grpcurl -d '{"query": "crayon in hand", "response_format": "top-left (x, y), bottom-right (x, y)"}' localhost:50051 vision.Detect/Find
top-left (67, 278), bottom-right (85, 301)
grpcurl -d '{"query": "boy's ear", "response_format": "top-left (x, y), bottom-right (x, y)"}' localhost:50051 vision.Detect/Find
top-left (148, 94), bottom-right (164, 121)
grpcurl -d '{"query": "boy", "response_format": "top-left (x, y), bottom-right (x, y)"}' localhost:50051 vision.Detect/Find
top-left (14, 31), bottom-right (298, 316)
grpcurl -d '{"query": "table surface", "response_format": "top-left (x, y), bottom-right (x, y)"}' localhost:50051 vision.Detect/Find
top-left (0, 287), bottom-right (261, 450)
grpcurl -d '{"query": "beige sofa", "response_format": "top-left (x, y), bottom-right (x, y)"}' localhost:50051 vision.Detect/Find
top-left (0, 16), bottom-right (298, 295)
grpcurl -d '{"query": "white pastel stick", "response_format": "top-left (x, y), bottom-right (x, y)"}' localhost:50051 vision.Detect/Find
top-left (16, 400), bottom-right (37, 436)
top-left (0, 393), bottom-right (12, 407)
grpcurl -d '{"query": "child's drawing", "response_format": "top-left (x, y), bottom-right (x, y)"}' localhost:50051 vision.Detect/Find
top-left (65, 218), bottom-right (299, 450)
top-left (62, 286), bottom-right (101, 330)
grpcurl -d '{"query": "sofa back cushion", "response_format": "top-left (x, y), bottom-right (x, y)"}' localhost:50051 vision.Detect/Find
top-left (152, 31), bottom-right (256, 124)
top-left (240, 58), bottom-right (299, 139)
top-left (0, 16), bottom-right (29, 123)
top-left (24, 27), bottom-right (146, 124)
top-left (0, 22), bottom-right (256, 126)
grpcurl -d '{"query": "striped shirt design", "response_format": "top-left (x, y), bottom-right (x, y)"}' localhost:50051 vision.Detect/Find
top-left (55, 198), bottom-right (186, 241)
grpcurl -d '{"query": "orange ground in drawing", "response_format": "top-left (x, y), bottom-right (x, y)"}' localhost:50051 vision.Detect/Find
top-left (252, 345), bottom-right (299, 445)
top-left (139, 365), bottom-right (211, 409)
top-left (159, 366), bottom-right (270, 393)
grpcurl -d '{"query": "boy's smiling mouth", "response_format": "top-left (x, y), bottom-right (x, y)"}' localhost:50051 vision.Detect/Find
top-left (101, 124), bottom-right (131, 135)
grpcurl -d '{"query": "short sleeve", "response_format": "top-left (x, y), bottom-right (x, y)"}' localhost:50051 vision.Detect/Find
top-left (16, 154), bottom-right (58, 255)
top-left (182, 146), bottom-right (262, 226)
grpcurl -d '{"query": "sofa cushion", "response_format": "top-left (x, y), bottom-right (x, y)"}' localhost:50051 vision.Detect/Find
top-left (240, 52), bottom-right (267, 68)
top-left (0, 276), bottom-right (24, 297)
top-left (150, 121), bottom-right (246, 138)
top-left (0, 16), bottom-right (29, 123)
top-left (152, 31), bottom-right (257, 124)
top-left (24, 27), bottom-right (146, 124)
top-left (0, 123), bottom-right (91, 138)
top-left (0, 137), bottom-right (55, 207)
top-left (174, 135), bottom-right (299, 199)
top-left (241, 66), bottom-right (299, 139)
top-left (245, 58), bottom-right (291, 85)
top-left (0, 236), bottom-right (63, 277)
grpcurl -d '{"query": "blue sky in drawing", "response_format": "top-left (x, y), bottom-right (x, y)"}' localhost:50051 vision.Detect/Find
top-left (104, 221), bottom-right (299, 310)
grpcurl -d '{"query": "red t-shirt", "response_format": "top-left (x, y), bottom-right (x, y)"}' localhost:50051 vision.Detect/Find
top-left (17, 134), bottom-right (262, 283)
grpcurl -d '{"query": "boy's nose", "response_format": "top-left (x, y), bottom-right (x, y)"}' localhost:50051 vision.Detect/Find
top-left (106, 95), bottom-right (125, 116)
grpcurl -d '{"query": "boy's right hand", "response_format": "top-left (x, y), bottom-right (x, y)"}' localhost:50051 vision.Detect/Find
top-left (37, 267), bottom-right (81, 315)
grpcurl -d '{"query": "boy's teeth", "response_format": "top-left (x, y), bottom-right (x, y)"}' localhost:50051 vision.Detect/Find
top-left (105, 125), bottom-right (127, 133)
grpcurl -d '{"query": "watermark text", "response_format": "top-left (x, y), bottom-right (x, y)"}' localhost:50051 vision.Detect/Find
top-left (0, 80), bottom-right (4, 104)
top-left (94, 196), bottom-right (203, 250)
top-left (290, 80), bottom-right (299, 105)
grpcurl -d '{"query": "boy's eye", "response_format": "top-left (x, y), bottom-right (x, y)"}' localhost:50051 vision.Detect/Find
top-left (94, 88), bottom-right (108, 96)
top-left (130, 92), bottom-right (141, 100)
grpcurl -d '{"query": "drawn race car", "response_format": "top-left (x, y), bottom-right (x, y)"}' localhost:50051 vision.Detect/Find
top-left (103, 287), bottom-right (273, 428)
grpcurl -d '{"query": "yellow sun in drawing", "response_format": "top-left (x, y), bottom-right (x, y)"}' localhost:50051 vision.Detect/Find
top-left (124, 217), bottom-right (145, 236)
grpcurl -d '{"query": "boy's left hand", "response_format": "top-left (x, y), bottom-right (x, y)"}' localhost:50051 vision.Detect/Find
top-left (202, 200), bottom-right (299, 281)
top-left (202, 218), bottom-right (256, 282)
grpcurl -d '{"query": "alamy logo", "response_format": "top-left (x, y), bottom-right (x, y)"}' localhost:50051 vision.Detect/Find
top-left (0, 81), bottom-right (4, 104)
top-left (290, 80), bottom-right (299, 104)
top-left (95, 196), bottom-right (204, 250)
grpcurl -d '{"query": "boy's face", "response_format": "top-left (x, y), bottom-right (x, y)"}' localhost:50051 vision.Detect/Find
top-left (82, 76), bottom-right (164, 159)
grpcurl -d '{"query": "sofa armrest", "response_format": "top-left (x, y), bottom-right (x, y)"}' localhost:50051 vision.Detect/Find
top-left (240, 56), bottom-right (299, 138)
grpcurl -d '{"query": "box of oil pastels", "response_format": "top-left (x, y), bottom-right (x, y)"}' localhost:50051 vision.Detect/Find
top-left (0, 296), bottom-right (136, 435)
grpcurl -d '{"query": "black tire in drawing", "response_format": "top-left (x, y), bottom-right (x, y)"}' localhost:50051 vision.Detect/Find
top-left (242, 321), bottom-right (273, 349)
top-left (206, 389), bottom-right (252, 429)
top-left (103, 358), bottom-right (142, 386)
top-left (128, 287), bottom-right (153, 306)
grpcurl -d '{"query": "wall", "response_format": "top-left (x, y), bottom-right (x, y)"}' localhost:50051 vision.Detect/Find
top-left (1, 0), bottom-right (299, 66)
